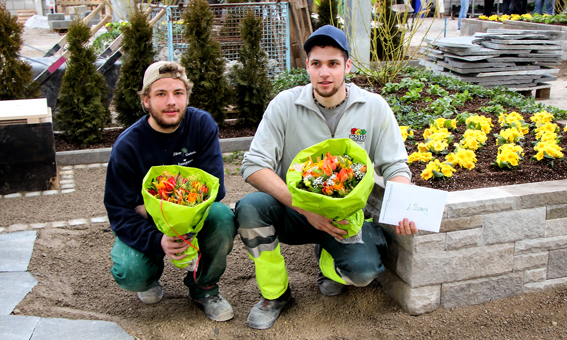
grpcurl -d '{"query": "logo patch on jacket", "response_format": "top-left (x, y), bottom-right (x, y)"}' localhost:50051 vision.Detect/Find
top-left (349, 128), bottom-right (367, 143)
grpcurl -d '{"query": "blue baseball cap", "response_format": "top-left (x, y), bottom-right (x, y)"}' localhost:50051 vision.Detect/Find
top-left (303, 25), bottom-right (350, 58)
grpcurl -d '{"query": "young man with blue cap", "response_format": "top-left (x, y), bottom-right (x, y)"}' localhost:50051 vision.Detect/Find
top-left (235, 25), bottom-right (417, 330)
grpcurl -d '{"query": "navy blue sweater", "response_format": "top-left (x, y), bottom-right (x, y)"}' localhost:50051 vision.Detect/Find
top-left (104, 108), bottom-right (225, 255)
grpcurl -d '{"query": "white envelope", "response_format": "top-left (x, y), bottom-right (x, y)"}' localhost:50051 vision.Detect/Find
top-left (378, 181), bottom-right (448, 233)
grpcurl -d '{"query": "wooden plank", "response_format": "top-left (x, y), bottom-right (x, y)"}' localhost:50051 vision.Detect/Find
top-left (17, 9), bottom-right (36, 24)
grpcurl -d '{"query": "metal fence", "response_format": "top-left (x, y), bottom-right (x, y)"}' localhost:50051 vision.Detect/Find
top-left (150, 2), bottom-right (290, 79)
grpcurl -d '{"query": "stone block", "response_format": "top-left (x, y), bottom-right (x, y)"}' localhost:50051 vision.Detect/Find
top-left (68, 5), bottom-right (88, 14)
top-left (30, 223), bottom-right (47, 229)
top-left (87, 163), bottom-right (101, 168)
top-left (51, 221), bottom-right (67, 228)
top-left (74, 164), bottom-right (87, 169)
top-left (68, 219), bottom-right (87, 226)
top-left (548, 203), bottom-right (567, 220)
top-left (440, 215), bottom-right (482, 233)
top-left (0, 272), bottom-right (38, 316)
top-left (0, 315), bottom-right (40, 340)
top-left (56, 148), bottom-right (111, 165)
top-left (42, 190), bottom-right (59, 196)
top-left (0, 231), bottom-right (36, 272)
top-left (500, 180), bottom-right (567, 210)
top-left (376, 268), bottom-right (441, 315)
top-left (524, 268), bottom-right (547, 283)
top-left (515, 235), bottom-right (567, 255)
top-left (445, 187), bottom-right (515, 219)
top-left (4, 193), bottom-right (22, 198)
top-left (396, 243), bottom-right (514, 288)
top-left (441, 272), bottom-right (523, 309)
top-left (61, 189), bottom-right (75, 194)
top-left (446, 229), bottom-right (481, 250)
top-left (546, 217), bottom-right (567, 237)
top-left (482, 207), bottom-right (546, 245)
top-left (524, 277), bottom-right (567, 293)
top-left (513, 253), bottom-right (548, 271)
top-left (380, 224), bottom-right (445, 254)
top-left (548, 248), bottom-right (567, 279)
top-left (8, 224), bottom-right (28, 232)
top-left (220, 137), bottom-right (253, 153)
top-left (24, 191), bottom-right (41, 197)
top-left (47, 13), bottom-right (64, 21)
top-left (32, 318), bottom-right (134, 340)
top-left (91, 216), bottom-right (108, 223)
top-left (49, 20), bottom-right (71, 30)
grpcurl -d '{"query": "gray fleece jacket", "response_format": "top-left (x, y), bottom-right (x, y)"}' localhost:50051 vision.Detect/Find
top-left (241, 83), bottom-right (411, 183)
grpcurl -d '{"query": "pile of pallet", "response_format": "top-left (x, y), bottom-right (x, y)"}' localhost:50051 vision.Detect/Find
top-left (420, 29), bottom-right (564, 97)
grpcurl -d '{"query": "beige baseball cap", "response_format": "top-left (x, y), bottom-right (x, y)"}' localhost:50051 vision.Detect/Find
top-left (142, 61), bottom-right (189, 90)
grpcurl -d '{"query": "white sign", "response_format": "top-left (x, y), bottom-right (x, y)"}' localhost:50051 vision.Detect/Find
top-left (378, 181), bottom-right (448, 233)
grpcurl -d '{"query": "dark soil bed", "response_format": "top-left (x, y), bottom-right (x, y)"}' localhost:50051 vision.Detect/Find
top-left (54, 92), bottom-right (567, 192)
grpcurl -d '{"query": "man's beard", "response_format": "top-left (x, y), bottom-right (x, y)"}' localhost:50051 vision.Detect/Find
top-left (314, 78), bottom-right (345, 98)
top-left (147, 103), bottom-right (187, 130)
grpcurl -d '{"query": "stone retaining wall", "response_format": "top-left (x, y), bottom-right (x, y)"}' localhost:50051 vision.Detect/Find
top-left (365, 178), bottom-right (567, 315)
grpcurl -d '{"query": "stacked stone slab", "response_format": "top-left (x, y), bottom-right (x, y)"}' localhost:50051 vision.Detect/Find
top-left (419, 30), bottom-right (563, 90)
top-left (365, 178), bottom-right (567, 315)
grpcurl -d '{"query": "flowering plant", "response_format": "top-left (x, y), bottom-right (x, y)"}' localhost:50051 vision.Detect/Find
top-left (493, 144), bottom-right (524, 169)
top-left (459, 129), bottom-right (488, 151)
top-left (466, 114), bottom-right (493, 134)
top-left (530, 110), bottom-right (554, 127)
top-left (399, 126), bottom-right (414, 141)
top-left (533, 141), bottom-right (564, 161)
top-left (445, 147), bottom-right (477, 170)
top-left (420, 159), bottom-right (456, 180)
top-left (495, 127), bottom-right (524, 145)
top-left (408, 150), bottom-right (434, 164)
top-left (146, 171), bottom-right (210, 206)
top-left (142, 166), bottom-right (219, 268)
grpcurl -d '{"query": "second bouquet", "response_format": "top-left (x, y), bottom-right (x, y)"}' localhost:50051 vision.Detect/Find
top-left (286, 138), bottom-right (375, 241)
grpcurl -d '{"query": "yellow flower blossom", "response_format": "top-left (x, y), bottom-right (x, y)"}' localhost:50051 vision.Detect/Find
top-left (479, 15), bottom-right (488, 20)
top-left (466, 115), bottom-right (493, 134)
top-left (530, 110), bottom-right (554, 127)
top-left (434, 118), bottom-right (457, 130)
top-left (421, 159), bottom-right (455, 180)
top-left (538, 132), bottom-right (558, 143)
top-left (417, 142), bottom-right (428, 153)
top-left (425, 139), bottom-right (449, 153)
top-left (446, 148), bottom-right (477, 170)
top-left (498, 128), bottom-right (524, 144)
top-left (521, 13), bottom-right (532, 19)
top-left (408, 151), bottom-right (434, 164)
top-left (533, 141), bottom-right (564, 161)
top-left (510, 14), bottom-right (521, 20)
top-left (399, 126), bottom-right (414, 141)
top-left (500, 14), bottom-right (511, 21)
top-left (488, 14), bottom-right (499, 21)
top-left (494, 144), bottom-right (523, 168)
top-left (534, 122), bottom-right (558, 139)
top-left (459, 129), bottom-right (487, 151)
top-left (423, 126), bottom-right (449, 140)
top-left (499, 111), bottom-right (524, 127)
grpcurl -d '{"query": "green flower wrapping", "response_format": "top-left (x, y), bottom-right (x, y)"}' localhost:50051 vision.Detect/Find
top-left (142, 165), bottom-right (219, 268)
top-left (286, 138), bottom-right (375, 239)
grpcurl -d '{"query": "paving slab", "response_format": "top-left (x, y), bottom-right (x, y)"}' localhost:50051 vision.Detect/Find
top-left (481, 41), bottom-right (562, 51)
top-left (444, 58), bottom-right (515, 69)
top-left (31, 318), bottom-right (134, 340)
top-left (444, 53), bottom-right (496, 61)
top-left (476, 67), bottom-right (560, 77)
top-left (0, 231), bottom-right (36, 272)
top-left (491, 39), bottom-right (560, 45)
top-left (0, 315), bottom-right (40, 340)
top-left (0, 272), bottom-right (38, 315)
top-left (486, 29), bottom-right (565, 39)
top-left (475, 33), bottom-right (558, 40)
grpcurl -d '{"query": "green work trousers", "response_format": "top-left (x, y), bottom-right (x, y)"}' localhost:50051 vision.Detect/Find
top-left (110, 202), bottom-right (237, 299)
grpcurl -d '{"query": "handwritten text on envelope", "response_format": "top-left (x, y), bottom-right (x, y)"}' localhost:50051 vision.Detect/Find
top-left (378, 182), bottom-right (448, 233)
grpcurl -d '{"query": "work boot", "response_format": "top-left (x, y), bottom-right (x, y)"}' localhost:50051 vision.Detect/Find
top-left (314, 244), bottom-right (347, 296)
top-left (137, 281), bottom-right (163, 304)
top-left (246, 287), bottom-right (292, 330)
top-left (192, 294), bottom-right (234, 322)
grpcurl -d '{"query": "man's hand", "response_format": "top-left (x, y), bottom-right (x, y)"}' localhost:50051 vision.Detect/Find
top-left (301, 209), bottom-right (348, 240)
top-left (135, 204), bottom-right (148, 220)
top-left (396, 218), bottom-right (418, 236)
top-left (161, 234), bottom-right (193, 260)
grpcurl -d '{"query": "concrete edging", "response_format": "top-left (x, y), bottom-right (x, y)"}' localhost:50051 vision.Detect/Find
top-left (56, 136), bottom-right (254, 165)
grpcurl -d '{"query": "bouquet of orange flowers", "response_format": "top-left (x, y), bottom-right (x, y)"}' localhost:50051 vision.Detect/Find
top-left (142, 165), bottom-right (219, 269)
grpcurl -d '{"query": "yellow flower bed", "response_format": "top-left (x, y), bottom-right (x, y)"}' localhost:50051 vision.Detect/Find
top-left (446, 148), bottom-right (477, 170)
top-left (421, 159), bottom-right (456, 180)
top-left (466, 114), bottom-right (493, 134)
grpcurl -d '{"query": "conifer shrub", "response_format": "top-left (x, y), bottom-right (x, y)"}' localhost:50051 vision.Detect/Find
top-left (56, 19), bottom-right (110, 146)
top-left (113, 8), bottom-right (155, 128)
top-left (316, 0), bottom-right (339, 28)
top-left (0, 2), bottom-right (40, 100)
top-left (181, 0), bottom-right (230, 124)
top-left (230, 10), bottom-right (272, 127)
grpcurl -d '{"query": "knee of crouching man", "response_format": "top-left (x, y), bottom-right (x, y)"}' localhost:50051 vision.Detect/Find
top-left (339, 261), bottom-right (385, 287)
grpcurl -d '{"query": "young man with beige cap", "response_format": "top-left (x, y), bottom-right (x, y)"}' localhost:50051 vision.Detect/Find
top-left (104, 61), bottom-right (236, 322)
